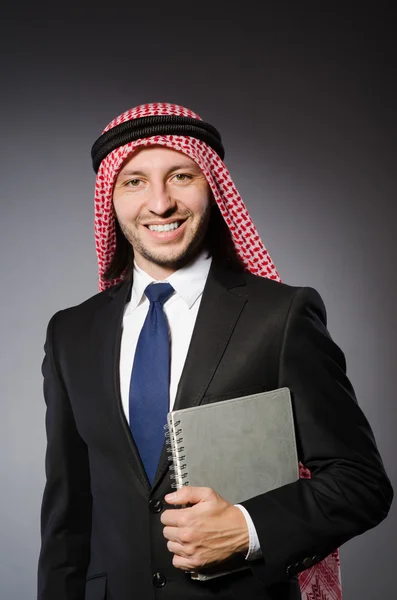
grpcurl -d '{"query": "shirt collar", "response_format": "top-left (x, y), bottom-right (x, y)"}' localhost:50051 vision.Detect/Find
top-left (127, 249), bottom-right (212, 314)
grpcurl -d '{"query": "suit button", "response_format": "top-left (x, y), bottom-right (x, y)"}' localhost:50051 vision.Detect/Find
top-left (302, 557), bottom-right (313, 569)
top-left (153, 572), bottom-right (167, 587)
top-left (149, 499), bottom-right (163, 514)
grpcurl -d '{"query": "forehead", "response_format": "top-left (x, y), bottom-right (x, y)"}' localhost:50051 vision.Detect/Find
top-left (118, 145), bottom-right (201, 174)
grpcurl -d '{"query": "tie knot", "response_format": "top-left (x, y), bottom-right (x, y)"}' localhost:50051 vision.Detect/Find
top-left (144, 282), bottom-right (174, 305)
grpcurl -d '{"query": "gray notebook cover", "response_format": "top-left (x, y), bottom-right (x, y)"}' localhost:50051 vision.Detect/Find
top-left (166, 387), bottom-right (299, 580)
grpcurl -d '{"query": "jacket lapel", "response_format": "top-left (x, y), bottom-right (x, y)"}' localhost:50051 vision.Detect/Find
top-left (152, 262), bottom-right (248, 490)
top-left (90, 278), bottom-right (151, 496)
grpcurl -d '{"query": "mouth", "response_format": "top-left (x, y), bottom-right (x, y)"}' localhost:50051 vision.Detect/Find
top-left (142, 219), bottom-right (187, 241)
top-left (145, 220), bottom-right (184, 232)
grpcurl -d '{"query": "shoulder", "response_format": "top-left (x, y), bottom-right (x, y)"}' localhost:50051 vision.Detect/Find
top-left (45, 279), bottom-right (130, 338)
top-left (241, 270), bottom-right (322, 302)
top-left (240, 271), bottom-right (327, 323)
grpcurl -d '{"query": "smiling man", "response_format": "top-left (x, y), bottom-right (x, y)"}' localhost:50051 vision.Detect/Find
top-left (38, 103), bottom-right (393, 600)
top-left (112, 147), bottom-right (213, 278)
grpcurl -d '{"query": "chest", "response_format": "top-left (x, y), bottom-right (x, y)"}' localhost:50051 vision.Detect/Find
top-left (61, 292), bottom-right (285, 451)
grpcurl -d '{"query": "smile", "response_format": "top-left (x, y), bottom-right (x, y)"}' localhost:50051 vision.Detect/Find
top-left (147, 221), bottom-right (182, 232)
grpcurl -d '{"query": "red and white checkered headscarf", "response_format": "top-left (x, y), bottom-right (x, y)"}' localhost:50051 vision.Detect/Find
top-left (94, 102), bottom-right (280, 291)
top-left (92, 102), bottom-right (342, 600)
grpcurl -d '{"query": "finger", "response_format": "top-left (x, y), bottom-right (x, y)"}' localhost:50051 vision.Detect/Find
top-left (166, 540), bottom-right (191, 557)
top-left (164, 486), bottom-right (214, 506)
top-left (162, 525), bottom-right (181, 542)
top-left (172, 553), bottom-right (201, 571)
top-left (160, 508), bottom-right (187, 526)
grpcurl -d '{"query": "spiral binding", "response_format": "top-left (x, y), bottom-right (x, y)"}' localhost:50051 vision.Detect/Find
top-left (164, 420), bottom-right (189, 489)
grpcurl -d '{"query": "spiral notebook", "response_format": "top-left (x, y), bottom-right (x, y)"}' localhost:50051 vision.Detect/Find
top-left (165, 387), bottom-right (299, 581)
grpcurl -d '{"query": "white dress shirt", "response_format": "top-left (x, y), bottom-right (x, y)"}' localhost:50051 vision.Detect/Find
top-left (119, 250), bottom-right (262, 560)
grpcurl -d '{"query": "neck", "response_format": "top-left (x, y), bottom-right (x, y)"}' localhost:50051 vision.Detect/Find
top-left (134, 258), bottom-right (176, 281)
top-left (134, 247), bottom-right (209, 281)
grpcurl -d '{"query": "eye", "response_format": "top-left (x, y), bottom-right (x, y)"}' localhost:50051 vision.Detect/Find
top-left (126, 179), bottom-right (141, 187)
top-left (174, 173), bottom-right (192, 182)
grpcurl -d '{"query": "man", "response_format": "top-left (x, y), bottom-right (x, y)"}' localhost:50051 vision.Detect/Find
top-left (38, 102), bottom-right (393, 600)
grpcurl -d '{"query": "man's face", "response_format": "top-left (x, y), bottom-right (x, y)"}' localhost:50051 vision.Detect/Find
top-left (112, 146), bottom-right (213, 277)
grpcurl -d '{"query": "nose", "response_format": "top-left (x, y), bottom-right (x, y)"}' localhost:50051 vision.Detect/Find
top-left (146, 182), bottom-right (176, 215)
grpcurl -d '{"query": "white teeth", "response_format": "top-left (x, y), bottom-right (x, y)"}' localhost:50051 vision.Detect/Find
top-left (148, 222), bottom-right (181, 232)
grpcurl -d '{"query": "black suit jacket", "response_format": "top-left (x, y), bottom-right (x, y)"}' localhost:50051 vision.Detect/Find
top-left (38, 261), bottom-right (393, 600)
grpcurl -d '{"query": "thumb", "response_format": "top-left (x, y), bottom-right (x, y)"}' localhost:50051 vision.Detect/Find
top-left (164, 486), bottom-right (214, 506)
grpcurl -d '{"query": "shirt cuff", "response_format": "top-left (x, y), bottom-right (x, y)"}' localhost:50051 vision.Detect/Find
top-left (234, 503), bottom-right (263, 561)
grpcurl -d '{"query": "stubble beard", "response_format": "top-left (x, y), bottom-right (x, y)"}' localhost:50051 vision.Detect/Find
top-left (118, 206), bottom-right (212, 272)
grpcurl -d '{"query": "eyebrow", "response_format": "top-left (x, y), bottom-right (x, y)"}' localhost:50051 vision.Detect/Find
top-left (117, 163), bottom-right (201, 179)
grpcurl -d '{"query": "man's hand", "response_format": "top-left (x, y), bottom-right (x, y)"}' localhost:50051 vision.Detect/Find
top-left (161, 486), bottom-right (249, 571)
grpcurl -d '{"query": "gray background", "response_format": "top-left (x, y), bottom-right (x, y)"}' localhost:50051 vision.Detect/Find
top-left (1, 3), bottom-right (395, 598)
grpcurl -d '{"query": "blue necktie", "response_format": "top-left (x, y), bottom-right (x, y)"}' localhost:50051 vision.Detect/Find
top-left (129, 282), bottom-right (174, 485)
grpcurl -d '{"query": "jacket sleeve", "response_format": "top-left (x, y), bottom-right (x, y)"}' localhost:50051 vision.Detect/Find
top-left (240, 286), bottom-right (393, 586)
top-left (38, 313), bottom-right (92, 600)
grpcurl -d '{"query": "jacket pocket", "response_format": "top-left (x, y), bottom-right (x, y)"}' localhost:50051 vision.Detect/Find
top-left (85, 573), bottom-right (107, 600)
